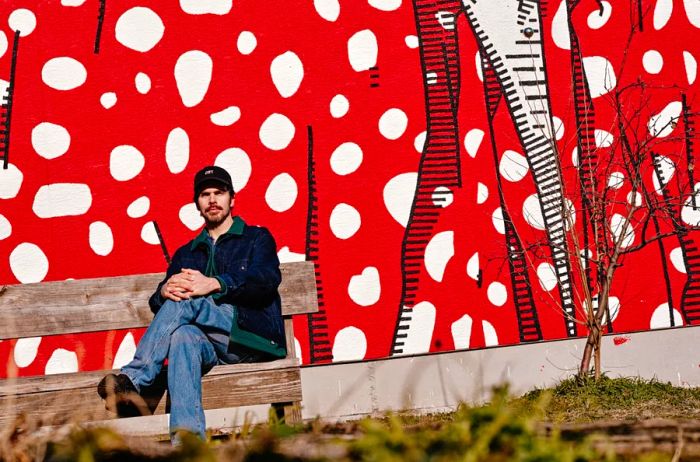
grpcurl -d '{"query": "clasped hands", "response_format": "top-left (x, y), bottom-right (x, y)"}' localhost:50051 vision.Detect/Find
top-left (161, 268), bottom-right (220, 301)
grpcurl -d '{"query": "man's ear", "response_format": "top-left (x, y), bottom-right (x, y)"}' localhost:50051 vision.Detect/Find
top-left (230, 196), bottom-right (235, 209)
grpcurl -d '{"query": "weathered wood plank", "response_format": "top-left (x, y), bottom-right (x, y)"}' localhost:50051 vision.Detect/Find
top-left (0, 367), bottom-right (302, 426)
top-left (0, 261), bottom-right (318, 339)
top-left (0, 359), bottom-right (299, 396)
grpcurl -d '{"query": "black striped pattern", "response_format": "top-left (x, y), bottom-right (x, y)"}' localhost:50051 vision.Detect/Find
top-left (0, 31), bottom-right (19, 170)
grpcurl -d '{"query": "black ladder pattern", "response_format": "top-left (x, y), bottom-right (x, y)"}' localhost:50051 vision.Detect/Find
top-left (390, 0), bottom-right (463, 356)
top-left (463, 0), bottom-right (578, 336)
top-left (1, 31), bottom-right (19, 170)
top-left (683, 94), bottom-right (696, 200)
top-left (304, 126), bottom-right (332, 363)
top-left (480, 49), bottom-right (542, 342)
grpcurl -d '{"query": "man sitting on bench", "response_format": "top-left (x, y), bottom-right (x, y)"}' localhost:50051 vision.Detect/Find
top-left (97, 165), bottom-right (286, 441)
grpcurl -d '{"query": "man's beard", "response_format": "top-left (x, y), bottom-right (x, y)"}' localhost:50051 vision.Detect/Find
top-left (203, 207), bottom-right (230, 227)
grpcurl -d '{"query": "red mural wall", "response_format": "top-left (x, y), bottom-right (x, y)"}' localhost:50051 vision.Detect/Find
top-left (0, 0), bottom-right (698, 377)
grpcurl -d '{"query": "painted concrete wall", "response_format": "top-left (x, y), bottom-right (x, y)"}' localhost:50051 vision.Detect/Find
top-left (0, 1), bottom-right (699, 378)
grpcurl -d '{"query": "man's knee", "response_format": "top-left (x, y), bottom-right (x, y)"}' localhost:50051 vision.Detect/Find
top-left (170, 325), bottom-right (205, 350)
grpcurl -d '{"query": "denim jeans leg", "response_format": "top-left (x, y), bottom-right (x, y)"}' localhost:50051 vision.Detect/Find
top-left (168, 324), bottom-right (218, 441)
top-left (121, 297), bottom-right (234, 391)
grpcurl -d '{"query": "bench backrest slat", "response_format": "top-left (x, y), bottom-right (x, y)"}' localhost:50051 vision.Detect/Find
top-left (0, 261), bottom-right (318, 340)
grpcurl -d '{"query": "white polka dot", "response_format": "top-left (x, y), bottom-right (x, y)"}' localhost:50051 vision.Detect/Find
top-left (627, 191), bottom-right (642, 207)
top-left (536, 263), bottom-right (557, 291)
top-left (482, 320), bottom-right (499, 346)
top-left (383, 172), bottom-right (417, 227)
top-left (551, 0), bottom-right (570, 49)
top-left (642, 50), bottom-right (663, 74)
top-left (277, 246), bottom-right (306, 263)
top-left (294, 337), bottom-right (302, 363)
top-left (670, 247), bottom-right (686, 273)
top-left (499, 150), bottom-right (528, 182)
top-left (475, 51), bottom-right (483, 82)
top-left (608, 171), bottom-right (625, 189)
top-left (13, 337), bottom-right (41, 368)
top-left (330, 142), bottom-right (363, 175)
top-left (552, 116), bottom-right (564, 140)
top-left (45, 348), bottom-right (78, 375)
top-left (451, 314), bottom-right (472, 350)
top-left (348, 266), bottom-right (380, 306)
top-left (684, 51), bottom-right (697, 85)
top-left (477, 182), bottom-right (488, 204)
top-left (8, 9), bottom-right (36, 37)
top-left (100, 92), bottom-right (117, 109)
top-left (414, 131), bottom-right (426, 153)
top-left (0, 79), bottom-right (8, 100)
top-left (582, 56), bottom-right (617, 98)
top-left (270, 51), bottom-right (304, 98)
top-left (399, 301), bottom-right (436, 355)
top-left (259, 113), bottom-right (295, 150)
top-left (594, 129), bottom-right (613, 147)
top-left (572, 147), bottom-right (579, 167)
top-left (135, 72), bottom-right (151, 94)
top-left (10, 243), bottom-right (49, 283)
top-left (0, 32), bottom-right (7, 59)
top-left (265, 173), bottom-right (298, 212)
top-left (330, 94), bottom-right (349, 118)
top-left (32, 183), bottom-right (92, 218)
top-left (653, 155), bottom-right (675, 194)
top-left (587, 1), bottom-right (612, 29)
top-left (0, 213), bottom-right (10, 240)
top-left (648, 101), bottom-right (682, 138)
top-left (424, 231), bottom-right (454, 282)
top-left (180, 0), bottom-right (232, 15)
top-left (432, 186), bottom-right (453, 207)
top-left (179, 203), bottom-right (204, 231)
top-left (492, 207), bottom-right (505, 234)
top-left (650, 303), bottom-right (683, 328)
top-left (237, 31), bottom-right (257, 55)
top-left (314, 0), bottom-right (340, 22)
top-left (61, 0), bottom-right (87, 6)
top-left (175, 50), bottom-right (212, 107)
top-left (610, 213), bottom-right (635, 248)
top-left (332, 326), bottom-right (367, 361)
top-left (330, 203), bottom-right (361, 239)
top-left (606, 296), bottom-right (621, 322)
top-left (215, 147), bottom-right (252, 192)
top-left (31, 122), bottom-right (70, 159)
top-left (127, 196), bottom-right (150, 218)
top-left (89, 221), bottom-right (113, 256)
top-left (466, 252), bottom-right (479, 281)
top-left (369, 0), bottom-right (401, 11)
top-left (141, 221), bottom-right (159, 245)
top-left (487, 282), bottom-right (507, 306)
top-left (165, 127), bottom-right (189, 174)
top-left (684, 0), bottom-right (700, 28)
top-left (435, 11), bottom-right (455, 30)
top-left (112, 333), bottom-right (136, 369)
top-left (378, 108), bottom-right (408, 140)
top-left (347, 29), bottom-right (378, 72)
top-left (653, 0), bottom-right (673, 29)
top-left (405, 35), bottom-right (419, 48)
top-left (210, 106), bottom-right (241, 126)
top-left (42, 57), bottom-right (87, 90)
top-left (681, 188), bottom-right (700, 225)
top-left (523, 195), bottom-right (545, 230)
top-left (115, 7), bottom-right (164, 52)
top-left (0, 163), bottom-right (23, 199)
top-left (110, 145), bottom-right (145, 181)
top-left (464, 129), bottom-right (484, 158)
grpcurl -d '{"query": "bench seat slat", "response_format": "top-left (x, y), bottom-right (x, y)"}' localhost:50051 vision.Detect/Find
top-left (0, 365), bottom-right (302, 426)
top-left (0, 261), bottom-right (318, 340)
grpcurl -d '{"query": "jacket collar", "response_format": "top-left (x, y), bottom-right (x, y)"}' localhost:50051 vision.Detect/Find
top-left (191, 216), bottom-right (245, 250)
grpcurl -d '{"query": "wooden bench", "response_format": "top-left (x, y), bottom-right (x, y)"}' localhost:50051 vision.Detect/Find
top-left (0, 261), bottom-right (318, 433)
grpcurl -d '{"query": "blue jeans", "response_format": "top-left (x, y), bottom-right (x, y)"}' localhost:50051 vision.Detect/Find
top-left (121, 297), bottom-right (256, 441)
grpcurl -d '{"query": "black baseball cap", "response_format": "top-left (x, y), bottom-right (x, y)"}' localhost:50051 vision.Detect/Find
top-left (193, 165), bottom-right (234, 201)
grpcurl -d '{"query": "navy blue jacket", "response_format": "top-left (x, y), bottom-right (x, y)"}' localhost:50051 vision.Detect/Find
top-left (148, 216), bottom-right (285, 350)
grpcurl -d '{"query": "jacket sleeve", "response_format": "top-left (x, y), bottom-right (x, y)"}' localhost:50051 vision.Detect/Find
top-left (148, 248), bottom-right (184, 314)
top-left (214, 228), bottom-right (281, 305)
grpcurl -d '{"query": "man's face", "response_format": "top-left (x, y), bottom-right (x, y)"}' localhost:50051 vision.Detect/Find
top-left (197, 186), bottom-right (234, 227)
